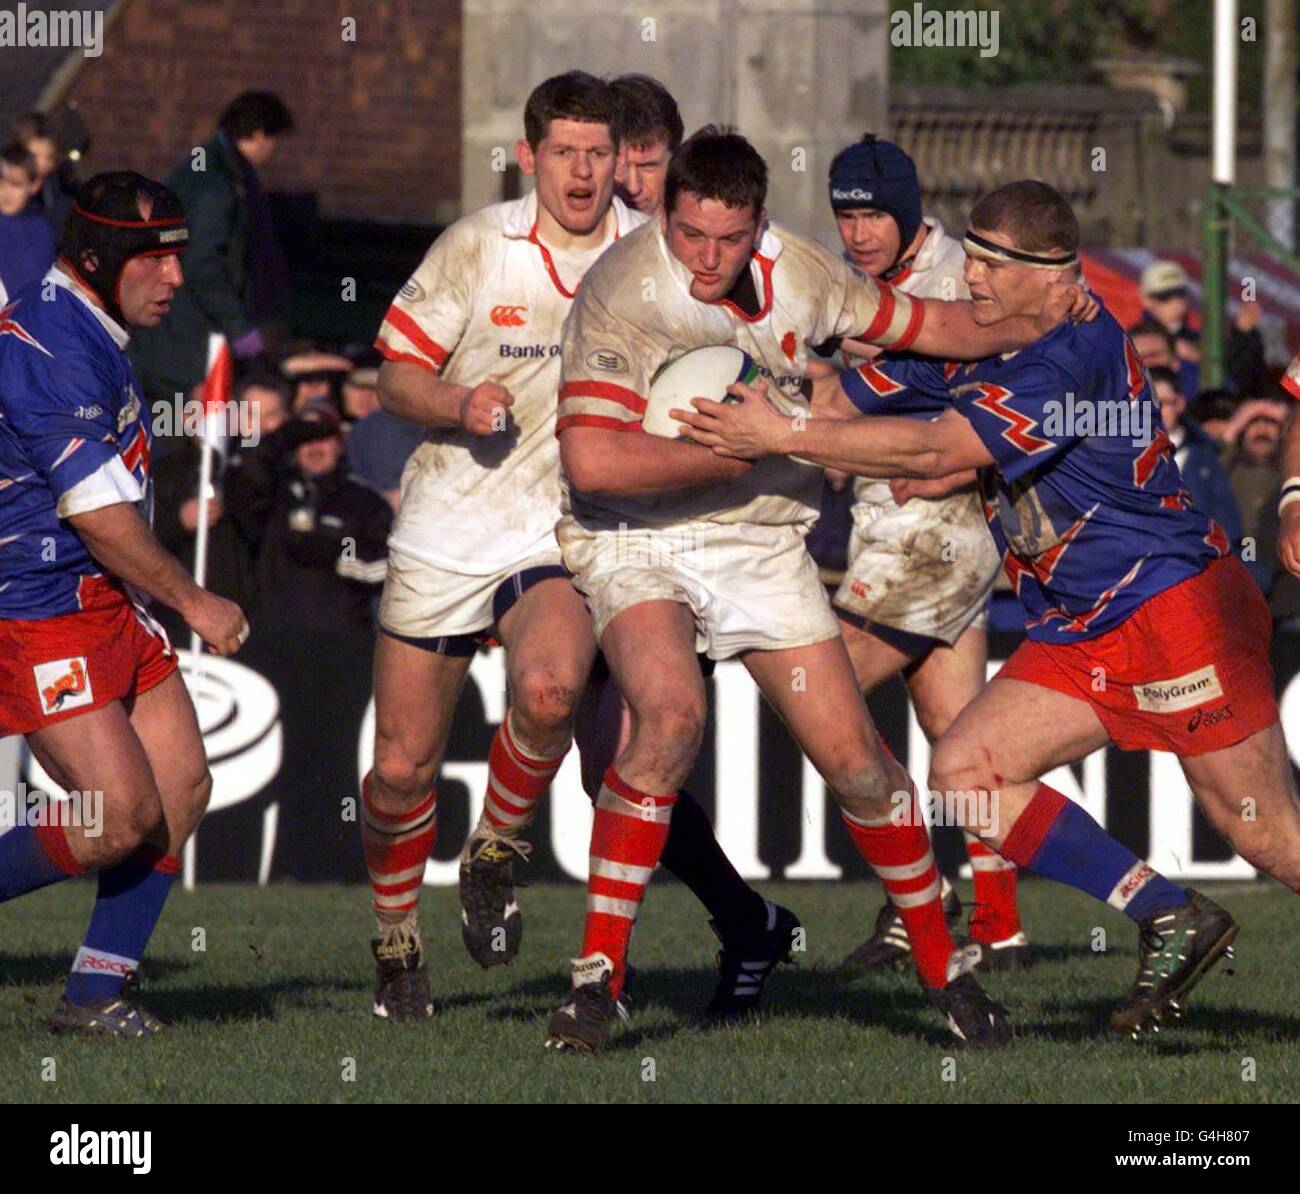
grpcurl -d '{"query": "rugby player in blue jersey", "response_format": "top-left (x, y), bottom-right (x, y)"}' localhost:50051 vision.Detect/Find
top-left (0, 173), bottom-right (247, 1036)
top-left (678, 180), bottom-right (1300, 1039)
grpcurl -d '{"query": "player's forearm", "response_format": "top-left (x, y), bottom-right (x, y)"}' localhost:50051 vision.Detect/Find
top-left (561, 428), bottom-right (750, 494)
top-left (772, 416), bottom-right (948, 479)
top-left (377, 361), bottom-right (467, 429)
top-left (68, 502), bottom-right (206, 616)
top-left (907, 301), bottom-right (1041, 360)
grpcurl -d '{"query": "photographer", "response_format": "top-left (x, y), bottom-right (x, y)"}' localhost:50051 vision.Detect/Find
top-left (225, 398), bottom-right (392, 632)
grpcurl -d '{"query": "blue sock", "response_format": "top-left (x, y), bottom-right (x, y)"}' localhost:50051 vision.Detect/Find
top-left (64, 847), bottom-right (178, 1006)
top-left (0, 824), bottom-right (81, 902)
top-left (1002, 783), bottom-right (1187, 921)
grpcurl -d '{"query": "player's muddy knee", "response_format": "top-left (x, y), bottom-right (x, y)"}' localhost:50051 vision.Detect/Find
top-left (511, 670), bottom-right (583, 742)
top-left (828, 751), bottom-right (899, 823)
top-left (629, 703), bottom-right (704, 787)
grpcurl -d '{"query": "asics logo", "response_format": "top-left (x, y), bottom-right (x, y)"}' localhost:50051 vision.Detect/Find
top-left (78, 955), bottom-right (134, 974)
top-left (491, 305), bottom-right (528, 327)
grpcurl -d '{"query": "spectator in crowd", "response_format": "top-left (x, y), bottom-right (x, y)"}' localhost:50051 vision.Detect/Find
top-left (342, 363), bottom-right (424, 509)
top-left (1137, 260), bottom-right (1199, 397)
top-left (12, 111), bottom-right (78, 242)
top-left (1219, 397), bottom-right (1287, 550)
top-left (130, 91), bottom-right (295, 422)
top-left (1255, 478), bottom-right (1300, 627)
top-left (224, 397), bottom-right (392, 632)
top-left (280, 348), bottom-right (352, 412)
top-left (1226, 299), bottom-right (1268, 397)
top-left (1190, 388), bottom-right (1239, 442)
top-left (1129, 317), bottom-right (1179, 373)
top-left (1150, 366), bottom-right (1244, 556)
top-left (0, 143), bottom-right (55, 300)
top-left (151, 371), bottom-right (293, 645)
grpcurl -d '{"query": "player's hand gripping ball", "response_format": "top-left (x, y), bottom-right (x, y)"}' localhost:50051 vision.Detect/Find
top-left (643, 345), bottom-right (759, 442)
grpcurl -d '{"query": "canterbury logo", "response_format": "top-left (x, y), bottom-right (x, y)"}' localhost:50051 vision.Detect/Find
top-left (490, 305), bottom-right (528, 327)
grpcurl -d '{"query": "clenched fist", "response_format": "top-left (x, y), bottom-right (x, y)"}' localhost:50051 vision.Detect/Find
top-left (184, 590), bottom-right (249, 656)
top-left (458, 381), bottom-right (515, 436)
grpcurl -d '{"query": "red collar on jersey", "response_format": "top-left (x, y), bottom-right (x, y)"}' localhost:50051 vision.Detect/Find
top-left (527, 219), bottom-right (621, 300)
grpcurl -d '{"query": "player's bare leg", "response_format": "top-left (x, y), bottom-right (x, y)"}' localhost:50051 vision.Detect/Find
top-left (741, 634), bottom-right (1010, 1047)
top-left (546, 600), bottom-right (703, 1051)
top-left (459, 579), bottom-right (596, 967)
top-left (19, 673), bottom-right (209, 1036)
top-left (128, 670), bottom-right (213, 853)
top-left (840, 617), bottom-right (1028, 969)
top-left (1178, 723), bottom-right (1300, 889)
top-left (930, 679), bottom-right (1240, 1037)
top-left (839, 617), bottom-right (961, 968)
top-left (905, 625), bottom-right (988, 742)
top-left (366, 633), bottom-right (473, 1019)
top-left (25, 701), bottom-right (166, 872)
top-left (573, 671), bottom-right (800, 1016)
top-left (907, 629), bottom-right (1029, 942)
top-left (839, 616), bottom-right (913, 695)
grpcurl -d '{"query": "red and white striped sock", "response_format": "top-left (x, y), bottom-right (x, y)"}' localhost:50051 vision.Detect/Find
top-left (581, 768), bottom-right (677, 998)
top-left (361, 771), bottom-right (436, 925)
top-left (964, 830), bottom-right (1022, 942)
top-left (841, 789), bottom-right (956, 989)
top-left (477, 711), bottom-right (568, 836)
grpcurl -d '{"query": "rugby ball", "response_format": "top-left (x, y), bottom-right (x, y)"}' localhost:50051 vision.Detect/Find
top-left (643, 345), bottom-right (762, 440)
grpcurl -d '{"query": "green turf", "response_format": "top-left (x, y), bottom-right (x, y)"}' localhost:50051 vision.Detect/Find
top-left (1, 879), bottom-right (1296, 1103)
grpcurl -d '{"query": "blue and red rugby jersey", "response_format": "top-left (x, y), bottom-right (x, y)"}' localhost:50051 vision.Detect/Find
top-left (840, 303), bottom-right (1229, 645)
top-left (0, 266), bottom-right (153, 620)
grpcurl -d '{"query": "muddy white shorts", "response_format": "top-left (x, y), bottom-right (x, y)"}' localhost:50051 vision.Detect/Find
top-left (378, 545), bottom-right (566, 642)
top-left (833, 479), bottom-right (999, 648)
top-left (558, 517), bottom-right (840, 660)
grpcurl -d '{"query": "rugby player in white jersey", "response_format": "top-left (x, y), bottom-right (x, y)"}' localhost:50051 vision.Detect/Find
top-left (362, 72), bottom-right (638, 1019)
top-left (545, 127), bottom-right (1090, 1052)
top-left (363, 74), bottom-right (796, 1022)
top-left (814, 137), bottom-right (1028, 973)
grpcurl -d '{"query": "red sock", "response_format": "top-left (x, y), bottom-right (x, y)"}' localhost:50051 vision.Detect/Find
top-left (361, 772), bottom-right (436, 922)
top-left (35, 823), bottom-right (83, 876)
top-left (482, 712), bottom-right (567, 833)
top-left (964, 831), bottom-right (1022, 941)
top-left (582, 768), bottom-right (676, 998)
top-left (841, 793), bottom-right (955, 988)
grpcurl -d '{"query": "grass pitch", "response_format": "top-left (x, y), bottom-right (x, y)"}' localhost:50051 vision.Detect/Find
top-left (1, 879), bottom-right (1297, 1103)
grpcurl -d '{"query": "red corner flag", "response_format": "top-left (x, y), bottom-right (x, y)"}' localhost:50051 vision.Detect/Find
top-left (201, 332), bottom-right (234, 421)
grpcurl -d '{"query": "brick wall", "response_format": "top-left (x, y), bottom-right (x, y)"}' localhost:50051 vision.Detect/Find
top-left (64, 0), bottom-right (461, 224)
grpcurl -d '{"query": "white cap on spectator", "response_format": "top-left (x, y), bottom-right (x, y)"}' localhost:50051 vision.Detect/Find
top-left (1140, 260), bottom-right (1189, 299)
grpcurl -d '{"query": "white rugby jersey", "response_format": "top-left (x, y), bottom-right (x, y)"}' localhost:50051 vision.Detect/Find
top-left (375, 190), bottom-right (645, 573)
top-left (557, 218), bottom-right (923, 530)
top-left (853, 216), bottom-right (971, 511)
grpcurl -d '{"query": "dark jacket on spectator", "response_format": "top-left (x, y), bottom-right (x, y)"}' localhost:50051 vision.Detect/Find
top-left (1255, 488), bottom-right (1298, 619)
top-left (0, 208), bottom-right (55, 300)
top-left (225, 424), bottom-right (392, 632)
top-left (130, 131), bottom-right (282, 409)
top-left (1226, 325), bottom-right (1267, 397)
top-left (151, 438), bottom-right (254, 645)
top-left (1175, 416), bottom-right (1244, 551)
